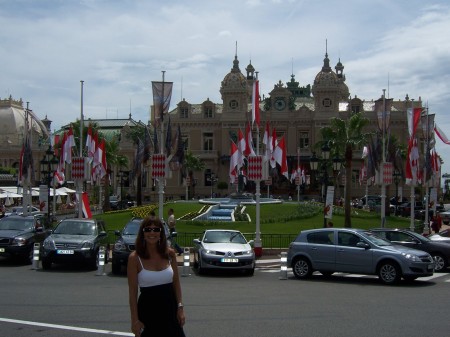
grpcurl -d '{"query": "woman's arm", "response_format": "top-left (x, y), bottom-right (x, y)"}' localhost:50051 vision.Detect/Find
top-left (127, 252), bottom-right (144, 336)
top-left (170, 249), bottom-right (186, 327)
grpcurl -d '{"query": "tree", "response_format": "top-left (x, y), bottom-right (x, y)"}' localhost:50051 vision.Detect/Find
top-left (103, 138), bottom-right (128, 211)
top-left (321, 112), bottom-right (370, 228)
top-left (184, 150), bottom-right (205, 199)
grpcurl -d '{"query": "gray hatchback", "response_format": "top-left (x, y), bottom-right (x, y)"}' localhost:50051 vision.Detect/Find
top-left (287, 228), bottom-right (435, 284)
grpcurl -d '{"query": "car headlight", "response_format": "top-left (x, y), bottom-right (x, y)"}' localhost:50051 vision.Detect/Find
top-left (243, 250), bottom-right (253, 255)
top-left (81, 241), bottom-right (94, 250)
top-left (12, 237), bottom-right (28, 246)
top-left (204, 249), bottom-right (217, 255)
top-left (401, 252), bottom-right (420, 262)
top-left (43, 238), bottom-right (56, 250)
top-left (114, 240), bottom-right (127, 251)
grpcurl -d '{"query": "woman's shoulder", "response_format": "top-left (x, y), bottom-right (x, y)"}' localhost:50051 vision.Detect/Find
top-left (128, 251), bottom-right (139, 263)
top-left (167, 247), bottom-right (176, 259)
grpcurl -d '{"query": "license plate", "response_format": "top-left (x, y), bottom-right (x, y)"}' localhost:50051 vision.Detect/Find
top-left (428, 264), bottom-right (434, 271)
top-left (0, 248), bottom-right (4, 253)
top-left (57, 250), bottom-right (74, 255)
top-left (221, 258), bottom-right (238, 263)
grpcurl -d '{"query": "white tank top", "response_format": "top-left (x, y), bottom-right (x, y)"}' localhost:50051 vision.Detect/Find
top-left (137, 256), bottom-right (174, 288)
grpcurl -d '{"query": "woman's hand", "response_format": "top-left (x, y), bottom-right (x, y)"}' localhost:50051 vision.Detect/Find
top-left (131, 320), bottom-right (145, 337)
top-left (177, 307), bottom-right (186, 327)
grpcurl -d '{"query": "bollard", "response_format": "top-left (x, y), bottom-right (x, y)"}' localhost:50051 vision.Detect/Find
top-left (279, 252), bottom-right (288, 280)
top-left (96, 246), bottom-right (106, 276)
top-left (31, 242), bottom-right (40, 270)
top-left (181, 247), bottom-right (191, 277)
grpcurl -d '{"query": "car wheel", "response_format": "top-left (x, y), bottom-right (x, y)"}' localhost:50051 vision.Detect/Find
top-left (197, 254), bottom-right (204, 275)
top-left (378, 261), bottom-right (401, 284)
top-left (89, 251), bottom-right (99, 270)
top-left (42, 258), bottom-right (52, 270)
top-left (433, 254), bottom-right (446, 272)
top-left (292, 257), bottom-right (312, 279)
top-left (112, 262), bottom-right (121, 275)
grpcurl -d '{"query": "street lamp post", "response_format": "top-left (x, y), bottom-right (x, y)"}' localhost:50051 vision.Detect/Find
top-left (310, 143), bottom-right (341, 228)
top-left (393, 169), bottom-right (401, 215)
top-left (40, 146), bottom-right (58, 223)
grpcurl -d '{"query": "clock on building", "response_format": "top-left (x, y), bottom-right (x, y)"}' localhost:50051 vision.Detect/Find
top-left (322, 98), bottom-right (332, 108)
top-left (229, 99), bottom-right (238, 109)
top-left (274, 98), bottom-right (286, 111)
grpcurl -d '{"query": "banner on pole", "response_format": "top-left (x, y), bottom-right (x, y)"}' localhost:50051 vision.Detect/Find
top-left (248, 156), bottom-right (263, 181)
top-left (152, 154), bottom-right (166, 178)
top-left (325, 186), bottom-right (334, 219)
top-left (383, 162), bottom-right (393, 185)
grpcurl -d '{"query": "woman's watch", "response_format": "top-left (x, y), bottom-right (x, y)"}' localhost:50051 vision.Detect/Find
top-left (177, 302), bottom-right (184, 309)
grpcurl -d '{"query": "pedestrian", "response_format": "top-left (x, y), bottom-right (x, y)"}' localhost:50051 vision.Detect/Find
top-left (127, 216), bottom-right (186, 337)
top-left (168, 208), bottom-right (183, 255)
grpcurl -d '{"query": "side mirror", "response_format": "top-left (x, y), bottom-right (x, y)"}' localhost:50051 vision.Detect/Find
top-left (248, 240), bottom-right (254, 246)
top-left (193, 238), bottom-right (201, 245)
top-left (114, 230), bottom-right (121, 236)
top-left (171, 231), bottom-right (177, 238)
top-left (99, 231), bottom-right (107, 237)
top-left (356, 241), bottom-right (370, 249)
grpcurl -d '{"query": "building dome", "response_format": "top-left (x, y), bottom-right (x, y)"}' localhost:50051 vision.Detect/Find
top-left (312, 53), bottom-right (349, 100)
top-left (0, 96), bottom-right (48, 147)
top-left (220, 55), bottom-right (247, 98)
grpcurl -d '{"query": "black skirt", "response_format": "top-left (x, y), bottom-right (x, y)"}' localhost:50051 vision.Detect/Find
top-left (138, 282), bottom-right (185, 337)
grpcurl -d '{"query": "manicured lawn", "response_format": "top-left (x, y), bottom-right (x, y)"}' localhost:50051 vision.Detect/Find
top-left (96, 201), bottom-right (417, 234)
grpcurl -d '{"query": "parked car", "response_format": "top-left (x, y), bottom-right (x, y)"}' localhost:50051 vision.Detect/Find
top-left (396, 201), bottom-right (424, 217)
top-left (109, 196), bottom-right (133, 210)
top-left (358, 195), bottom-right (381, 209)
top-left (112, 217), bottom-right (172, 274)
top-left (287, 228), bottom-right (434, 284)
top-left (370, 228), bottom-right (450, 272)
top-left (389, 197), bottom-right (408, 213)
top-left (439, 211), bottom-right (450, 225)
top-left (40, 218), bottom-right (108, 270)
top-left (0, 214), bottom-right (50, 262)
top-left (112, 217), bottom-right (142, 274)
top-left (428, 229), bottom-right (450, 244)
top-left (5, 206), bottom-right (41, 217)
top-left (193, 229), bottom-right (255, 275)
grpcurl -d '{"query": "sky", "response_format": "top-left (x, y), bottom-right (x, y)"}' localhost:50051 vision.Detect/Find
top-left (1, 0), bottom-right (450, 178)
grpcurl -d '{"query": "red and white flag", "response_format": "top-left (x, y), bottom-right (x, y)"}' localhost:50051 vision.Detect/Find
top-left (405, 138), bottom-right (420, 185)
top-left (86, 125), bottom-right (96, 163)
top-left (63, 127), bottom-right (75, 164)
top-left (229, 141), bottom-right (240, 183)
top-left (434, 124), bottom-right (450, 145)
top-left (76, 192), bottom-right (92, 218)
top-left (262, 121), bottom-right (271, 161)
top-left (237, 129), bottom-right (245, 169)
top-left (407, 107), bottom-right (422, 138)
top-left (273, 136), bottom-right (288, 179)
top-left (244, 121), bottom-right (255, 157)
top-left (269, 128), bottom-right (278, 168)
top-left (252, 80), bottom-right (260, 128)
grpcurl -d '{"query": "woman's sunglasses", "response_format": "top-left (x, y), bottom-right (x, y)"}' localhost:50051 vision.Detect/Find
top-left (143, 227), bottom-right (162, 233)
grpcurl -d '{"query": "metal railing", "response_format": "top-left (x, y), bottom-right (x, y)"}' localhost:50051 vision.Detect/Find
top-left (106, 231), bottom-right (297, 250)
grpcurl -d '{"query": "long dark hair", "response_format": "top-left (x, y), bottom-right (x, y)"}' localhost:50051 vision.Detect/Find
top-left (135, 217), bottom-right (168, 259)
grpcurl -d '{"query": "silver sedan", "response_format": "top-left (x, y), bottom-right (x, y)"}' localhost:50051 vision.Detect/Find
top-left (193, 229), bottom-right (255, 275)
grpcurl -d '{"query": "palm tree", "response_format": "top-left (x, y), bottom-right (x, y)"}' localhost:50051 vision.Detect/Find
top-left (103, 138), bottom-right (128, 211)
top-left (321, 112), bottom-right (371, 227)
top-left (184, 150), bottom-right (205, 199)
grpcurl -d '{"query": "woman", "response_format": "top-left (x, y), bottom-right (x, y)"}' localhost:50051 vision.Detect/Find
top-left (128, 217), bottom-right (186, 337)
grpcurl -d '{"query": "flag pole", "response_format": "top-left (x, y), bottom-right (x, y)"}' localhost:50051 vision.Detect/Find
top-left (158, 71), bottom-right (166, 220)
top-left (254, 74), bottom-right (262, 257)
top-left (409, 99), bottom-right (415, 231)
top-left (423, 103), bottom-right (430, 234)
top-left (78, 80), bottom-right (84, 218)
top-left (381, 89), bottom-right (386, 227)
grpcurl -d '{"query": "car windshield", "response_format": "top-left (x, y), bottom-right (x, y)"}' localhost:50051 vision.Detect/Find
top-left (53, 221), bottom-right (96, 235)
top-left (0, 218), bottom-right (34, 231)
top-left (361, 231), bottom-right (392, 246)
top-left (123, 221), bottom-right (141, 235)
top-left (203, 231), bottom-right (247, 244)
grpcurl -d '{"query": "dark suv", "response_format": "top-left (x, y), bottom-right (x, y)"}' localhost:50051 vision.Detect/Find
top-left (370, 228), bottom-right (450, 272)
top-left (111, 218), bottom-right (143, 274)
top-left (111, 218), bottom-right (171, 274)
top-left (40, 218), bottom-right (108, 270)
top-left (0, 214), bottom-right (50, 262)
